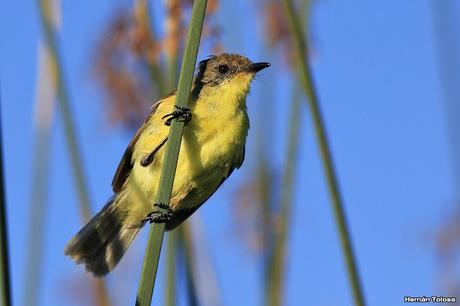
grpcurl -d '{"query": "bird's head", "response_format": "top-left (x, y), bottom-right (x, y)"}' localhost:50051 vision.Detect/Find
top-left (192, 53), bottom-right (270, 100)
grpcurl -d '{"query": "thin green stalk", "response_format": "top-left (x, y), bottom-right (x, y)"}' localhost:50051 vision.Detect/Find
top-left (267, 3), bottom-right (307, 305)
top-left (164, 232), bottom-right (177, 306)
top-left (0, 90), bottom-right (12, 306)
top-left (185, 216), bottom-right (224, 306)
top-left (164, 0), bottom-right (180, 92)
top-left (431, 1), bottom-right (460, 191)
top-left (135, 1), bottom-right (207, 305)
top-left (148, 61), bottom-right (168, 96)
top-left (164, 5), bottom-right (180, 303)
top-left (179, 225), bottom-right (199, 306)
top-left (267, 86), bottom-right (302, 306)
top-left (282, 0), bottom-right (366, 305)
top-left (256, 52), bottom-right (274, 297)
top-left (135, 0), bottom-right (167, 95)
top-left (258, 150), bottom-right (272, 259)
top-left (35, 1), bottom-right (112, 305)
top-left (167, 55), bottom-right (179, 93)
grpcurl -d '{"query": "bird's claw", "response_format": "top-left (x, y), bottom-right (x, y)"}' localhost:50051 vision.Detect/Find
top-left (142, 203), bottom-right (174, 224)
top-left (153, 203), bottom-right (172, 212)
top-left (162, 106), bottom-right (192, 126)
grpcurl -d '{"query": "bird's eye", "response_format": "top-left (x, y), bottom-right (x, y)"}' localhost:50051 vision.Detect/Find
top-left (218, 64), bottom-right (229, 74)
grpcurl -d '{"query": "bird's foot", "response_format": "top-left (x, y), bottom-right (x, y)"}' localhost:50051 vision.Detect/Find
top-left (153, 203), bottom-right (172, 211)
top-left (142, 203), bottom-right (174, 224)
top-left (162, 106), bottom-right (192, 126)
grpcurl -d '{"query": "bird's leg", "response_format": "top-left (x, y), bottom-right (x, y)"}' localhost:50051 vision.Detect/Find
top-left (162, 105), bottom-right (192, 126)
top-left (142, 203), bottom-right (174, 224)
top-left (140, 137), bottom-right (168, 167)
top-left (153, 203), bottom-right (173, 211)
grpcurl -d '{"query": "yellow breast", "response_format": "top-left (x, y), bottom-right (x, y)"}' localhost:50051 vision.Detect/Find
top-left (128, 72), bottom-right (252, 213)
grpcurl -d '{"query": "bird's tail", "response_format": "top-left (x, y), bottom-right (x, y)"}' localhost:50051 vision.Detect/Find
top-left (64, 195), bottom-right (142, 277)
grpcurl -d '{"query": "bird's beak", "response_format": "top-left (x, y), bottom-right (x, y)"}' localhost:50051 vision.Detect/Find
top-left (248, 62), bottom-right (271, 73)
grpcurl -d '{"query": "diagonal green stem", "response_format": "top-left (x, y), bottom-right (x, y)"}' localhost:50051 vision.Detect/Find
top-left (135, 1), bottom-right (207, 305)
top-left (267, 86), bottom-right (302, 306)
top-left (0, 92), bottom-right (12, 306)
top-left (282, 0), bottom-right (366, 305)
top-left (266, 2), bottom-right (308, 305)
top-left (164, 5), bottom-right (180, 302)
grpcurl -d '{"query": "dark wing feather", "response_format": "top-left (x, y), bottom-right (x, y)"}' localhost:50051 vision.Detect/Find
top-left (224, 146), bottom-right (245, 181)
top-left (111, 111), bottom-right (154, 193)
top-left (165, 205), bottom-right (202, 231)
top-left (111, 91), bottom-right (176, 193)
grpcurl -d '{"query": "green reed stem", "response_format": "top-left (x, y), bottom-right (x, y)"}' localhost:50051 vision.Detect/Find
top-left (135, 0), bottom-right (167, 95)
top-left (257, 61), bottom-right (275, 306)
top-left (0, 94), bottom-right (12, 306)
top-left (179, 226), bottom-right (199, 306)
top-left (167, 54), bottom-right (179, 93)
top-left (267, 86), bottom-right (302, 306)
top-left (164, 7), bottom-right (180, 304)
top-left (164, 232), bottom-right (177, 306)
top-left (267, 2), bottom-right (307, 305)
top-left (186, 216), bottom-right (224, 306)
top-left (135, 1), bottom-right (207, 305)
top-left (282, 0), bottom-right (366, 305)
top-left (35, 1), bottom-right (112, 304)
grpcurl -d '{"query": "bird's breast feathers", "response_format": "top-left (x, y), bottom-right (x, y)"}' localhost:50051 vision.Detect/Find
top-left (127, 86), bottom-right (250, 212)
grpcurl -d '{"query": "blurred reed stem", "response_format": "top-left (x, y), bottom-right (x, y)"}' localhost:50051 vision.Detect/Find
top-left (135, 1), bottom-right (207, 305)
top-left (35, 1), bottom-right (112, 305)
top-left (256, 54), bottom-right (275, 306)
top-left (254, 54), bottom-right (275, 271)
top-left (267, 2), bottom-right (307, 304)
top-left (164, 0), bottom-right (180, 92)
top-left (0, 95), bottom-right (12, 306)
top-left (282, 0), bottom-right (365, 305)
top-left (257, 149), bottom-right (273, 267)
top-left (22, 44), bottom-right (55, 306)
top-left (179, 225), bottom-right (199, 306)
top-left (267, 86), bottom-right (302, 306)
top-left (431, 1), bottom-right (460, 191)
top-left (165, 232), bottom-right (177, 306)
top-left (134, 0), bottom-right (167, 95)
top-left (167, 55), bottom-right (179, 93)
top-left (430, 0), bottom-right (460, 292)
top-left (36, 0), bottom-right (91, 222)
top-left (187, 216), bottom-right (224, 306)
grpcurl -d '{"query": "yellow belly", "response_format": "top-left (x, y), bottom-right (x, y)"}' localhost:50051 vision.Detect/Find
top-left (120, 72), bottom-right (253, 222)
top-left (125, 100), bottom-right (249, 221)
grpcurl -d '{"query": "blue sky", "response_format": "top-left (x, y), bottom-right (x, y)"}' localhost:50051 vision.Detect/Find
top-left (1, 0), bottom-right (459, 305)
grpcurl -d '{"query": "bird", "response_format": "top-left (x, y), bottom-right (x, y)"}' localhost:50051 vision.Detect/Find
top-left (64, 53), bottom-right (270, 276)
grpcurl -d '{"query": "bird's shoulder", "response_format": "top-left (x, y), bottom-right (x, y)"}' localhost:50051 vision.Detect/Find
top-left (111, 90), bottom-right (176, 193)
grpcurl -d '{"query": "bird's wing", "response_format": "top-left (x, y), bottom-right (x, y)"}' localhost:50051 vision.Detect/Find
top-left (212, 145), bottom-right (245, 192)
top-left (112, 91), bottom-right (176, 193)
top-left (165, 146), bottom-right (245, 231)
top-left (224, 146), bottom-right (245, 180)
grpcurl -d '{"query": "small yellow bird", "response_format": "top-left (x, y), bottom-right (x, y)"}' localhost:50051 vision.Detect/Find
top-left (65, 53), bottom-right (270, 276)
